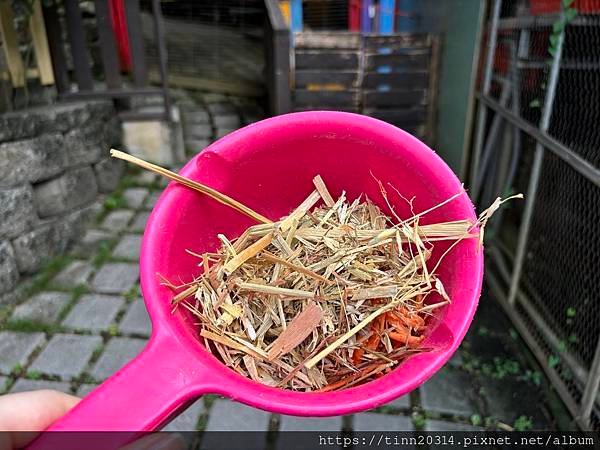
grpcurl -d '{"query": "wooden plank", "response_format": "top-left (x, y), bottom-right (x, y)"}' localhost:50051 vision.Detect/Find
top-left (425, 35), bottom-right (440, 145)
top-left (363, 106), bottom-right (427, 125)
top-left (363, 71), bottom-right (429, 90)
top-left (294, 105), bottom-right (360, 113)
top-left (29, 0), bottom-right (54, 85)
top-left (42, 1), bottom-right (69, 93)
top-left (364, 52), bottom-right (430, 72)
top-left (295, 32), bottom-right (360, 50)
top-left (94, 0), bottom-right (121, 89)
top-left (295, 51), bottom-right (359, 70)
top-left (64, 0), bottom-right (93, 90)
top-left (295, 70), bottom-right (358, 88)
top-left (294, 89), bottom-right (359, 107)
top-left (0, 1), bottom-right (25, 87)
top-left (363, 89), bottom-right (426, 108)
top-left (364, 34), bottom-right (431, 51)
top-left (124, 0), bottom-right (148, 87)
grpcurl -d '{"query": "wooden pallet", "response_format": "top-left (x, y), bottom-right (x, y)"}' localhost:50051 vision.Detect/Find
top-left (291, 31), bottom-right (439, 144)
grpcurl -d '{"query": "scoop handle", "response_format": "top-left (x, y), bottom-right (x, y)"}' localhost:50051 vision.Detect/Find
top-left (27, 332), bottom-right (206, 449)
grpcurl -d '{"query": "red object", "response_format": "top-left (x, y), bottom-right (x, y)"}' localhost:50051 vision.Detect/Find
top-left (349, 0), bottom-right (361, 31)
top-left (109, 0), bottom-right (131, 72)
top-left (530, 0), bottom-right (600, 14)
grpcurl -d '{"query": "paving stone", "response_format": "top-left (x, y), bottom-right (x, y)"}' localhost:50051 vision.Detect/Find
top-left (205, 400), bottom-right (270, 432)
top-left (213, 115), bottom-right (241, 128)
top-left (215, 128), bottom-right (237, 139)
top-left (420, 367), bottom-right (479, 417)
top-left (77, 383), bottom-right (98, 397)
top-left (130, 212), bottom-right (150, 233)
top-left (29, 334), bottom-right (102, 379)
top-left (112, 234), bottom-right (142, 260)
top-left (447, 350), bottom-right (464, 369)
top-left (123, 187), bottom-right (148, 209)
top-left (71, 229), bottom-right (112, 258)
top-left (386, 394), bottom-right (411, 409)
top-left (163, 400), bottom-right (205, 431)
top-left (184, 123), bottom-right (213, 139)
top-left (131, 171), bottom-right (157, 185)
top-left (91, 263), bottom-right (138, 294)
top-left (52, 260), bottom-right (94, 288)
top-left (424, 419), bottom-right (484, 431)
top-left (207, 102), bottom-right (237, 116)
top-left (279, 415), bottom-right (342, 431)
top-left (90, 337), bottom-right (146, 380)
top-left (62, 294), bottom-right (124, 332)
top-left (184, 139), bottom-right (211, 153)
top-left (353, 412), bottom-right (415, 431)
top-left (11, 292), bottom-right (71, 324)
top-left (0, 332), bottom-right (46, 374)
top-left (480, 377), bottom-right (550, 429)
top-left (100, 210), bottom-right (134, 232)
top-left (119, 298), bottom-right (152, 336)
top-left (0, 376), bottom-right (8, 393)
top-left (182, 109), bottom-right (210, 124)
top-left (144, 191), bottom-right (161, 210)
top-left (10, 379), bottom-right (71, 394)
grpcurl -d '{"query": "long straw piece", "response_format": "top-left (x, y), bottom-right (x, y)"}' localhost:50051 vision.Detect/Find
top-left (110, 149), bottom-right (272, 224)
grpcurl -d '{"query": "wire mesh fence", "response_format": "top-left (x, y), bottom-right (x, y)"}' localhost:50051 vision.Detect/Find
top-left (471, 0), bottom-right (600, 430)
top-left (142, 0), bottom-right (266, 96)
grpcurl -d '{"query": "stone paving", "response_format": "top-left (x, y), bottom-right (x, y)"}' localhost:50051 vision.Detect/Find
top-left (0, 95), bottom-right (566, 441)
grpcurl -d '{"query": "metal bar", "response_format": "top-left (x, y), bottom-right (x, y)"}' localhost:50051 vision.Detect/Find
top-left (265, 0), bottom-right (291, 115)
top-left (486, 270), bottom-right (582, 421)
top-left (475, 80), bottom-right (511, 196)
top-left (61, 87), bottom-right (164, 100)
top-left (64, 0), bottom-right (93, 91)
top-left (497, 13), bottom-right (600, 30)
top-left (579, 336), bottom-right (600, 429)
top-left (508, 7), bottom-right (566, 306)
top-left (151, 0), bottom-right (171, 122)
top-left (124, 0), bottom-right (148, 87)
top-left (94, 0), bottom-right (121, 89)
top-left (478, 95), bottom-right (600, 187)
top-left (42, 1), bottom-right (69, 93)
top-left (469, 0), bottom-right (501, 197)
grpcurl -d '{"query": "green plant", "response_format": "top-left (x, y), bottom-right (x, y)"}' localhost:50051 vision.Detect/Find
top-left (25, 370), bottom-right (43, 380)
top-left (548, 354), bottom-right (561, 368)
top-left (513, 415), bottom-right (533, 431)
top-left (529, 0), bottom-right (578, 108)
top-left (411, 411), bottom-right (426, 429)
top-left (470, 414), bottom-right (482, 427)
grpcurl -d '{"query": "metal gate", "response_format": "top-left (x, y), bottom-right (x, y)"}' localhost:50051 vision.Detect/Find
top-left (470, 0), bottom-right (600, 430)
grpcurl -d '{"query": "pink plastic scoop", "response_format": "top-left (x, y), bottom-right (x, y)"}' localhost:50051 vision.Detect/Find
top-left (31, 111), bottom-right (483, 444)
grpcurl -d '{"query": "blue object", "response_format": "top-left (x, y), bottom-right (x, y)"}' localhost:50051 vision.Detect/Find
top-left (291, 0), bottom-right (303, 33)
top-left (361, 0), bottom-right (373, 33)
top-left (397, 0), bottom-right (416, 32)
top-left (378, 0), bottom-right (395, 34)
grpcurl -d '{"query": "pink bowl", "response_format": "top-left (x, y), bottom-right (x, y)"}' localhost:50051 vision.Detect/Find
top-left (34, 111), bottom-right (483, 442)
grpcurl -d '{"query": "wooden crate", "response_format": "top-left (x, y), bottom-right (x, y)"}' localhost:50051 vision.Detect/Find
top-left (291, 31), bottom-right (439, 144)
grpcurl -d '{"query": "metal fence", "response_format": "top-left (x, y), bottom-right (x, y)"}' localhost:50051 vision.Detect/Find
top-left (470, 0), bottom-right (600, 430)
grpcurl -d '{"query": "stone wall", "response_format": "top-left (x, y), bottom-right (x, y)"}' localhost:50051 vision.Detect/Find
top-left (0, 101), bottom-right (123, 305)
